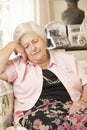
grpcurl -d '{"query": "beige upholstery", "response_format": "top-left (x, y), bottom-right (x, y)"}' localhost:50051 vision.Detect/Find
top-left (6, 126), bottom-right (27, 130)
top-left (0, 79), bottom-right (14, 130)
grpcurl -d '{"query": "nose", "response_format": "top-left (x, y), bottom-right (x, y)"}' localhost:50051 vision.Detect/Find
top-left (30, 44), bottom-right (37, 51)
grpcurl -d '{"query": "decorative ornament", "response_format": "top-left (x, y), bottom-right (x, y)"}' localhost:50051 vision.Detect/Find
top-left (61, 0), bottom-right (85, 25)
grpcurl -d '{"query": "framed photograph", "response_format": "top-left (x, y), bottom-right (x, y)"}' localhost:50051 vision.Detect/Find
top-left (46, 31), bottom-right (70, 49)
top-left (69, 33), bottom-right (86, 46)
top-left (67, 24), bottom-right (84, 46)
top-left (45, 21), bottom-right (70, 49)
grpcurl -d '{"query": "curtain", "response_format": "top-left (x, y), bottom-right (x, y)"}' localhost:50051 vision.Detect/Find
top-left (9, 0), bottom-right (51, 30)
top-left (0, 1), bottom-right (11, 47)
top-left (9, 0), bottom-right (35, 40)
top-left (0, 0), bottom-right (51, 47)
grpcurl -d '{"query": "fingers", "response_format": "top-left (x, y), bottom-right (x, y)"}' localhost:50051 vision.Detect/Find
top-left (68, 101), bottom-right (86, 115)
top-left (14, 44), bottom-right (27, 63)
top-left (17, 48), bottom-right (27, 63)
top-left (68, 103), bottom-right (77, 115)
top-left (21, 50), bottom-right (27, 63)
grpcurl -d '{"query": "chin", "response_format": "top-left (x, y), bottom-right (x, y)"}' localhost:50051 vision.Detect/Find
top-left (31, 56), bottom-right (43, 62)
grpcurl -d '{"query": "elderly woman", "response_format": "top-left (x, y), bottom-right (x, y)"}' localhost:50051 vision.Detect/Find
top-left (0, 21), bottom-right (87, 130)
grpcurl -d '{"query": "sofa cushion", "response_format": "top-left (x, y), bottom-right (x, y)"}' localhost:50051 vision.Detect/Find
top-left (6, 126), bottom-right (27, 130)
top-left (0, 79), bottom-right (14, 130)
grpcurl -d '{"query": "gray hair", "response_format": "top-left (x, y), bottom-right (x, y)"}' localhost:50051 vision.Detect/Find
top-left (13, 21), bottom-right (46, 42)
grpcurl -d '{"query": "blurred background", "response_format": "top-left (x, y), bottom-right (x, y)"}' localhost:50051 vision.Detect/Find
top-left (0, 0), bottom-right (87, 48)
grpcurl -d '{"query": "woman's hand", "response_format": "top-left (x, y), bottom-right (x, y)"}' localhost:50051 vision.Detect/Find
top-left (69, 84), bottom-right (87, 115)
top-left (68, 100), bottom-right (87, 115)
top-left (10, 41), bottom-right (27, 63)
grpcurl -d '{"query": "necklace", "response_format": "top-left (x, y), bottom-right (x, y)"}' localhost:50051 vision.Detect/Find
top-left (43, 76), bottom-right (60, 84)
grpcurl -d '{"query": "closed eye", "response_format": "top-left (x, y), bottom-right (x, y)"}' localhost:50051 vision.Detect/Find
top-left (32, 39), bottom-right (38, 43)
top-left (24, 43), bottom-right (30, 49)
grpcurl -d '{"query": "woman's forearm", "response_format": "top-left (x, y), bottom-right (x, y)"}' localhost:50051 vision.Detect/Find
top-left (80, 84), bottom-right (87, 104)
top-left (0, 42), bottom-right (15, 73)
top-left (0, 41), bottom-right (27, 74)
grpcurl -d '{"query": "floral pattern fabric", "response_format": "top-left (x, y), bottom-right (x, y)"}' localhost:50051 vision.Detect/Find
top-left (20, 98), bottom-right (87, 130)
top-left (0, 79), bottom-right (14, 130)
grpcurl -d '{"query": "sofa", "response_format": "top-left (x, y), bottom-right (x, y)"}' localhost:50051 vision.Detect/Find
top-left (0, 79), bottom-right (14, 130)
top-left (0, 79), bottom-right (28, 130)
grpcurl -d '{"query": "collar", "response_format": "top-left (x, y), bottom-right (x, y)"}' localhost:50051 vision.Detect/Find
top-left (48, 51), bottom-right (56, 67)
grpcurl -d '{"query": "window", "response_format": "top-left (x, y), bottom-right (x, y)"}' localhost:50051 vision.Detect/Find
top-left (0, 0), bottom-right (10, 48)
top-left (0, 0), bottom-right (35, 48)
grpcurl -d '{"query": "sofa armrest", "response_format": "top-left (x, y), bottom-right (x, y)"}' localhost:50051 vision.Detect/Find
top-left (0, 79), bottom-right (14, 130)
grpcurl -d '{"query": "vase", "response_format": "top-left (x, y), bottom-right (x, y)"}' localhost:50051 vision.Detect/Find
top-left (61, 0), bottom-right (85, 25)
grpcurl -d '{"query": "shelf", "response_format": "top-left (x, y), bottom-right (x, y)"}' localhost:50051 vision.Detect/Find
top-left (52, 44), bottom-right (87, 51)
top-left (65, 44), bottom-right (87, 51)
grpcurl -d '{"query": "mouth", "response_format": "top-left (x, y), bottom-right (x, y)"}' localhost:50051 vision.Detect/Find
top-left (31, 50), bottom-right (41, 55)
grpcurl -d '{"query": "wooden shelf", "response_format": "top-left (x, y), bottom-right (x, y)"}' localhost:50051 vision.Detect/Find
top-left (53, 44), bottom-right (87, 51)
top-left (65, 44), bottom-right (87, 51)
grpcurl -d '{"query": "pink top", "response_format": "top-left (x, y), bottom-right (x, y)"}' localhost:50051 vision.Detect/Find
top-left (5, 51), bottom-right (87, 125)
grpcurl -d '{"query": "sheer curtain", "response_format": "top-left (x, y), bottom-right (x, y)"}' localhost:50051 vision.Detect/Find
top-left (0, 1), bottom-right (11, 48)
top-left (9, 0), bottom-right (35, 42)
top-left (9, 0), bottom-right (51, 32)
top-left (0, 0), bottom-right (51, 47)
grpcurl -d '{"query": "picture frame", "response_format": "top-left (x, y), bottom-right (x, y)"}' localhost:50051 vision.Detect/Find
top-left (67, 24), bottom-right (84, 46)
top-left (46, 29), bottom-right (70, 49)
top-left (45, 21), bottom-right (70, 49)
top-left (69, 33), bottom-right (86, 46)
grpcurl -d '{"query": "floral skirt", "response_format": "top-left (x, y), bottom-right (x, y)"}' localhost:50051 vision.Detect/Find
top-left (20, 98), bottom-right (87, 130)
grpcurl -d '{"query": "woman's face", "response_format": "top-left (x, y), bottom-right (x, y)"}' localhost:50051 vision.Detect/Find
top-left (20, 32), bottom-right (48, 64)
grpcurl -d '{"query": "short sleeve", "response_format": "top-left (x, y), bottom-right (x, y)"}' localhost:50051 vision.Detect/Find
top-left (75, 58), bottom-right (87, 86)
top-left (5, 60), bottom-right (18, 82)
